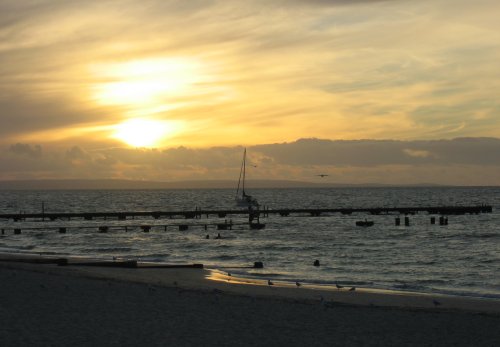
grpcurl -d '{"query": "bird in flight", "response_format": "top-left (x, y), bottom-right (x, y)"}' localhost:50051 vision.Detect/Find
top-left (316, 174), bottom-right (329, 178)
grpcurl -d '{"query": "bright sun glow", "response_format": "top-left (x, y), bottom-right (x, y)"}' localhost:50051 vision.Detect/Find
top-left (92, 58), bottom-right (202, 107)
top-left (112, 119), bottom-right (181, 147)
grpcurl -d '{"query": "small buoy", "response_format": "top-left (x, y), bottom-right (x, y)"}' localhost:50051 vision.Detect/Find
top-left (313, 259), bottom-right (320, 267)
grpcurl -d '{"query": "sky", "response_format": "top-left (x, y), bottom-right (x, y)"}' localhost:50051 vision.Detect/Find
top-left (1, 0), bottom-right (499, 185)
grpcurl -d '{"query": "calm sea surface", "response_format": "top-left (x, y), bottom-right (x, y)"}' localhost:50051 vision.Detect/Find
top-left (1, 187), bottom-right (499, 299)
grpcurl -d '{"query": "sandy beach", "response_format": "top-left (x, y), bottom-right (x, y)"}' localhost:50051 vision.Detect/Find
top-left (1, 258), bottom-right (500, 347)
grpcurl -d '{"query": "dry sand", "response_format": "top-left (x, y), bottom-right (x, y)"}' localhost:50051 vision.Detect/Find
top-left (1, 260), bottom-right (500, 346)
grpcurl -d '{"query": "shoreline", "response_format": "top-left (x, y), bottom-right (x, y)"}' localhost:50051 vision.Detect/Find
top-left (1, 253), bottom-right (500, 315)
top-left (2, 257), bottom-right (500, 346)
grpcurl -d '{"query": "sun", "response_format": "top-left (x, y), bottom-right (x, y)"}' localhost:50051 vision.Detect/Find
top-left (112, 119), bottom-right (180, 148)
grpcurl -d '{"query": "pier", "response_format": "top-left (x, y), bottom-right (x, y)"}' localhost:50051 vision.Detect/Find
top-left (0, 205), bottom-right (492, 222)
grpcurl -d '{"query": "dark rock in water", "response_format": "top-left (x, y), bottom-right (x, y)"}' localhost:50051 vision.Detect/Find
top-left (253, 261), bottom-right (264, 268)
top-left (356, 220), bottom-right (374, 227)
top-left (314, 259), bottom-right (320, 266)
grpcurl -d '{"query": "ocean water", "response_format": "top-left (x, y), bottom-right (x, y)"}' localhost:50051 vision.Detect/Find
top-left (0, 187), bottom-right (499, 299)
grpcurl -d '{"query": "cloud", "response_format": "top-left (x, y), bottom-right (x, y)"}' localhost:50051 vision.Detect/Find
top-left (0, 0), bottom-right (500, 149)
top-left (1, 138), bottom-right (500, 185)
top-left (9, 143), bottom-right (42, 158)
top-left (403, 149), bottom-right (433, 158)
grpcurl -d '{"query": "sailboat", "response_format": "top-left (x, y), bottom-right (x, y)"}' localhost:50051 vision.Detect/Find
top-left (235, 148), bottom-right (259, 208)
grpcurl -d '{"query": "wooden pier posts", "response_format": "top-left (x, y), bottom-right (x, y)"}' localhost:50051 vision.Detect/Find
top-left (395, 217), bottom-right (400, 226)
top-left (58, 227), bottom-right (66, 234)
top-left (404, 216), bottom-right (410, 226)
top-left (439, 216), bottom-right (448, 225)
top-left (14, 228), bottom-right (21, 234)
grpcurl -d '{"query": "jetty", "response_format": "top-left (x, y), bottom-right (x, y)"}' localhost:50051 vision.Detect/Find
top-left (0, 205), bottom-right (492, 222)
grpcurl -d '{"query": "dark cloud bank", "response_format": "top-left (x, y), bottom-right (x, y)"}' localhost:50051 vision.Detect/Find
top-left (1, 137), bottom-right (500, 186)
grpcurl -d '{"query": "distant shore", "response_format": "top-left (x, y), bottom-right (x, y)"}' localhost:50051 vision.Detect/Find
top-left (1, 256), bottom-right (500, 346)
top-left (0, 178), bottom-right (455, 190)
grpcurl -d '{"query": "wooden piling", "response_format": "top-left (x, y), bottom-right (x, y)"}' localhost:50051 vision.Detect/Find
top-left (98, 226), bottom-right (108, 233)
top-left (404, 216), bottom-right (410, 226)
top-left (58, 227), bottom-right (66, 234)
top-left (14, 228), bottom-right (21, 234)
top-left (253, 261), bottom-right (264, 268)
top-left (395, 217), bottom-right (400, 226)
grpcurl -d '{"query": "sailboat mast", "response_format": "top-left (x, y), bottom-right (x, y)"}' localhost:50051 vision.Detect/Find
top-left (236, 148), bottom-right (245, 198)
top-left (242, 148), bottom-right (246, 195)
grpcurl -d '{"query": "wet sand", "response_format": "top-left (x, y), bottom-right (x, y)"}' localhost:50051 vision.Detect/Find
top-left (1, 260), bottom-right (500, 346)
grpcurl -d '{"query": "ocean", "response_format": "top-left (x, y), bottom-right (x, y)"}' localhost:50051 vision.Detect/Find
top-left (1, 187), bottom-right (499, 299)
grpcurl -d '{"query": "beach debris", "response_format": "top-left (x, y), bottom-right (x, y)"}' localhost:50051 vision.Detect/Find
top-left (433, 299), bottom-right (442, 306)
top-left (268, 280), bottom-right (274, 286)
top-left (335, 283), bottom-right (343, 290)
top-left (313, 259), bottom-right (320, 266)
top-left (295, 281), bottom-right (301, 287)
top-left (349, 286), bottom-right (356, 292)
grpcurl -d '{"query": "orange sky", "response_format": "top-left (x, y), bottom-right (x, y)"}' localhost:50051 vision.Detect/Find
top-left (1, 0), bottom-right (499, 184)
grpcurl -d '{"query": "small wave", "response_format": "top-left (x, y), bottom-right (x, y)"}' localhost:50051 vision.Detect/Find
top-left (463, 233), bottom-right (499, 239)
top-left (18, 245), bottom-right (36, 250)
top-left (479, 258), bottom-right (500, 264)
top-left (210, 255), bottom-right (238, 261)
top-left (245, 272), bottom-right (283, 278)
top-left (78, 247), bottom-right (133, 253)
top-left (418, 279), bottom-right (449, 285)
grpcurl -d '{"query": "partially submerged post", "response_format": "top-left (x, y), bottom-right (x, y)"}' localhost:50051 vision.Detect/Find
top-left (253, 261), bottom-right (264, 268)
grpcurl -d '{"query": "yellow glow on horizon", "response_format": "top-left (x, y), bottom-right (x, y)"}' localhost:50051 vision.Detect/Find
top-left (112, 119), bottom-right (181, 148)
top-left (91, 58), bottom-right (202, 107)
